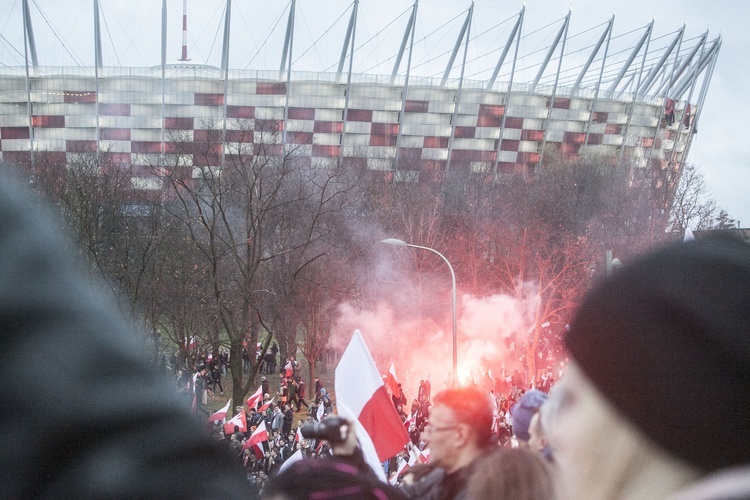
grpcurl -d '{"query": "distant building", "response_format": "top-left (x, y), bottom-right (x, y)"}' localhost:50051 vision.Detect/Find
top-left (1, 0), bottom-right (720, 202)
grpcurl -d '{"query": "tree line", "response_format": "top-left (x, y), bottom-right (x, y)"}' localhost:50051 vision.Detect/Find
top-left (19, 120), bottom-right (733, 408)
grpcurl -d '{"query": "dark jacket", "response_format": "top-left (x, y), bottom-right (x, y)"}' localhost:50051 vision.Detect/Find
top-left (399, 465), bottom-right (474, 500)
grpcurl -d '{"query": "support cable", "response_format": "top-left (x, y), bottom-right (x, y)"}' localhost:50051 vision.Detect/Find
top-left (241, 4), bottom-right (288, 70)
top-left (30, 0), bottom-right (84, 66)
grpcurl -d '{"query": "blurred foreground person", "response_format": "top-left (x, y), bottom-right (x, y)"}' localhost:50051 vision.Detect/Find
top-left (468, 447), bottom-right (556, 500)
top-left (262, 416), bottom-right (404, 499)
top-left (509, 389), bottom-right (547, 448)
top-left (400, 387), bottom-right (493, 499)
top-left (548, 234), bottom-right (750, 499)
top-left (0, 169), bottom-right (247, 497)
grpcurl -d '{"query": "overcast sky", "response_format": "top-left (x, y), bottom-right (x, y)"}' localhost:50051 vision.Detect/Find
top-left (1, 0), bottom-right (747, 226)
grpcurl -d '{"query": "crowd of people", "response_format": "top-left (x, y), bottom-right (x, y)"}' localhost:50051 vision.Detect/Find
top-left (180, 346), bottom-right (563, 498)
top-left (3, 165), bottom-right (748, 498)
top-left (154, 233), bottom-right (750, 499)
top-left (261, 234), bottom-right (750, 499)
top-left (197, 372), bottom-right (338, 495)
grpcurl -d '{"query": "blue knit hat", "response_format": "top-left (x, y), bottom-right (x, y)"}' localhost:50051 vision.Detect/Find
top-left (510, 389), bottom-right (548, 442)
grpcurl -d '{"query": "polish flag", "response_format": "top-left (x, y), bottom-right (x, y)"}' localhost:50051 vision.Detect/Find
top-left (278, 449), bottom-right (304, 474)
top-left (246, 385), bottom-right (263, 410)
top-left (385, 362), bottom-right (401, 399)
top-left (223, 409), bottom-right (247, 436)
top-left (408, 446), bottom-right (420, 466)
top-left (419, 448), bottom-right (431, 463)
top-left (335, 330), bottom-right (410, 481)
top-left (316, 399), bottom-right (325, 421)
top-left (295, 426), bottom-right (303, 443)
top-left (389, 459), bottom-right (410, 485)
top-left (403, 412), bottom-right (415, 431)
top-left (207, 399), bottom-right (232, 424)
top-left (242, 420), bottom-right (268, 458)
top-left (258, 398), bottom-right (274, 413)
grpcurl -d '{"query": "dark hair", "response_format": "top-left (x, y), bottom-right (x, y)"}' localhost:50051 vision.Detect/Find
top-left (468, 448), bottom-right (555, 500)
top-left (432, 387), bottom-right (493, 448)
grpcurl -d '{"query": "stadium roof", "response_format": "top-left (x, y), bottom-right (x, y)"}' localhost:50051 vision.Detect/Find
top-left (1, 0), bottom-right (720, 100)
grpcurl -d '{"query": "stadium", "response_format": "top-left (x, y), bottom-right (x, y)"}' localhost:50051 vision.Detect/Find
top-left (0, 0), bottom-right (721, 189)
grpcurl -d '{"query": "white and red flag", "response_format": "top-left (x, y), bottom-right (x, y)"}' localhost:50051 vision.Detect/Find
top-left (389, 458), bottom-right (410, 485)
top-left (258, 398), bottom-right (274, 413)
top-left (403, 411), bottom-right (415, 431)
top-left (384, 361), bottom-right (401, 399)
top-left (242, 420), bottom-right (269, 459)
top-left (246, 385), bottom-right (263, 410)
top-left (316, 398), bottom-right (325, 421)
top-left (406, 444), bottom-right (431, 465)
top-left (335, 330), bottom-right (410, 481)
top-left (295, 425), bottom-right (303, 444)
top-left (278, 449), bottom-right (304, 474)
top-left (223, 409), bottom-right (247, 436)
top-left (207, 399), bottom-right (232, 424)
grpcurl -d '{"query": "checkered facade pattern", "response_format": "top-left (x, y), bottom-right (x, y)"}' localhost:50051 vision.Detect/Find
top-left (0, 68), bottom-right (694, 186)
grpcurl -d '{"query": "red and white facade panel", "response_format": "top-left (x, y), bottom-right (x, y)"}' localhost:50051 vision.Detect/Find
top-left (0, 68), bottom-right (695, 177)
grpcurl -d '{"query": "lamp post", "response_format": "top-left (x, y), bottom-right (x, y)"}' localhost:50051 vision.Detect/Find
top-left (605, 250), bottom-right (622, 277)
top-left (382, 238), bottom-right (457, 387)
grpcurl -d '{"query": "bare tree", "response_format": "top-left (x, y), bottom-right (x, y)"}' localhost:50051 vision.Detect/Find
top-left (667, 164), bottom-right (725, 231)
top-left (28, 151), bottom-right (133, 279)
top-left (156, 120), bottom-right (360, 409)
top-left (289, 250), bottom-right (352, 389)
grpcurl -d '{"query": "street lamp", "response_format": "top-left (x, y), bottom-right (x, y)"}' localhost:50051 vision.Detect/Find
top-left (605, 250), bottom-right (622, 277)
top-left (382, 238), bottom-right (458, 387)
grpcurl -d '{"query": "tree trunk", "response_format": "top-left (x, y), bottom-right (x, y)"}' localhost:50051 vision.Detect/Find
top-left (306, 356), bottom-right (316, 398)
top-left (230, 342), bottom-right (246, 413)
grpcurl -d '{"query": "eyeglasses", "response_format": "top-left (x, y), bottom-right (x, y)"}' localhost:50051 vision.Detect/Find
top-left (423, 423), bottom-right (458, 436)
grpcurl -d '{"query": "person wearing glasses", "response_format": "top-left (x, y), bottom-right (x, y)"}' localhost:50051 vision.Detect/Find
top-left (400, 387), bottom-right (493, 499)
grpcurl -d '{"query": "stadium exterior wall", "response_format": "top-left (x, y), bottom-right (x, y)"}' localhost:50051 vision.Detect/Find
top-left (0, 66), bottom-right (695, 186)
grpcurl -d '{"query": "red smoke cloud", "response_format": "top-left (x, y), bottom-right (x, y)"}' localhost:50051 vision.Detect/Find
top-left (331, 288), bottom-right (541, 402)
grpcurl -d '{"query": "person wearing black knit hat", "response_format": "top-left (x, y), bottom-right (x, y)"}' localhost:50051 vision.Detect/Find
top-left (546, 234), bottom-right (750, 500)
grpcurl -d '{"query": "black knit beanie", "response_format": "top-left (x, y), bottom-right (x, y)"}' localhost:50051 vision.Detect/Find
top-left (565, 234), bottom-right (750, 472)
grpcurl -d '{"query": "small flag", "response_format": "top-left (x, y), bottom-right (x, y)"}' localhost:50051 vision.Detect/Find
top-left (258, 398), bottom-right (274, 413)
top-left (403, 411), bottom-right (415, 431)
top-left (223, 409), bottom-right (247, 436)
top-left (389, 458), bottom-right (410, 485)
top-left (316, 400), bottom-right (325, 421)
top-left (278, 449), bottom-right (304, 474)
top-left (385, 361), bottom-right (401, 399)
top-left (207, 399), bottom-right (232, 424)
top-left (246, 385), bottom-right (263, 410)
top-left (243, 420), bottom-right (269, 459)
